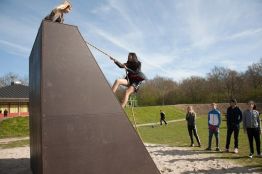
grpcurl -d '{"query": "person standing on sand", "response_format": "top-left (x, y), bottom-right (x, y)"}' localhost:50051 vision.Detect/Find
top-left (186, 106), bottom-right (201, 147)
top-left (206, 103), bottom-right (221, 151)
top-left (243, 101), bottom-right (261, 158)
top-left (225, 99), bottom-right (242, 153)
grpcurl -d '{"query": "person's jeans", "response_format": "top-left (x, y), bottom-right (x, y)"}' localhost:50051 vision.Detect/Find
top-left (246, 128), bottom-right (261, 155)
top-left (208, 129), bottom-right (219, 148)
top-left (188, 125), bottom-right (201, 145)
top-left (225, 126), bottom-right (240, 149)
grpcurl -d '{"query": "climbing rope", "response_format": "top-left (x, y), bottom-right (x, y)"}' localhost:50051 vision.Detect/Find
top-left (130, 97), bottom-right (141, 138)
top-left (85, 40), bottom-right (143, 138)
top-left (85, 40), bottom-right (117, 61)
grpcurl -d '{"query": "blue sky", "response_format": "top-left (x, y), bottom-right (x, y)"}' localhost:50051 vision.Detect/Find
top-left (0, 0), bottom-right (262, 83)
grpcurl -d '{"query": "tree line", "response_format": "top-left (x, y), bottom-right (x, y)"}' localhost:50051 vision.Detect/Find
top-left (117, 59), bottom-right (262, 106)
top-left (1, 59), bottom-right (261, 106)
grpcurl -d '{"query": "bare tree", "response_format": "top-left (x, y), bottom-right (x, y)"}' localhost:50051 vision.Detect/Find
top-left (0, 72), bottom-right (28, 87)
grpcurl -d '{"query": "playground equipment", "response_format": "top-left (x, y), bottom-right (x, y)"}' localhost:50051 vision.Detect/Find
top-left (29, 21), bottom-right (160, 174)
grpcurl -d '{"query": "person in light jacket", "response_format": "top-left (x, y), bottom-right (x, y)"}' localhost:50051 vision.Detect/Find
top-left (206, 103), bottom-right (221, 151)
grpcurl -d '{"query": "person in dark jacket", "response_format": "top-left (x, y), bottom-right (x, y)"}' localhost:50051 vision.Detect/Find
top-left (44, 1), bottom-right (72, 23)
top-left (243, 101), bottom-right (261, 158)
top-left (160, 110), bottom-right (167, 126)
top-left (4, 109), bottom-right (8, 117)
top-left (186, 106), bottom-right (201, 147)
top-left (111, 52), bottom-right (146, 108)
top-left (225, 99), bottom-right (242, 153)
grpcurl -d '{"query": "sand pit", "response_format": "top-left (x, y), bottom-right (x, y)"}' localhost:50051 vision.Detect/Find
top-left (0, 139), bottom-right (261, 174)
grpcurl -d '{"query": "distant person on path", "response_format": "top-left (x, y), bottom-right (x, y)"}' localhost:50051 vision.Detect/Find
top-left (44, 1), bottom-right (72, 23)
top-left (160, 110), bottom-right (167, 126)
top-left (111, 53), bottom-right (146, 108)
top-left (4, 109), bottom-right (8, 117)
top-left (206, 103), bottom-right (221, 151)
top-left (225, 99), bottom-right (242, 153)
top-left (243, 101), bottom-right (261, 158)
top-left (186, 106), bottom-right (201, 147)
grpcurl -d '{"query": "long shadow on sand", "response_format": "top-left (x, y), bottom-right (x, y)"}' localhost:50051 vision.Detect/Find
top-left (0, 158), bottom-right (32, 174)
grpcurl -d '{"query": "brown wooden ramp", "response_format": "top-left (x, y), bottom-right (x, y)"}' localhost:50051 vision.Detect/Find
top-left (29, 21), bottom-right (160, 174)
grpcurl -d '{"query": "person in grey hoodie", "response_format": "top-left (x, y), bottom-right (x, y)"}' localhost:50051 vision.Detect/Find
top-left (243, 101), bottom-right (261, 158)
top-left (186, 106), bottom-right (201, 147)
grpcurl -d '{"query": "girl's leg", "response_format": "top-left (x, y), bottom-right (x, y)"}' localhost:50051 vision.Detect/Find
top-left (112, 79), bottom-right (128, 93)
top-left (193, 127), bottom-right (201, 146)
top-left (121, 86), bottom-right (135, 108)
top-left (188, 126), bottom-right (194, 145)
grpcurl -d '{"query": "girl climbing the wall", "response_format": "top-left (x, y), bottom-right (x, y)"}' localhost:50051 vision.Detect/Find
top-left (111, 53), bottom-right (146, 108)
top-left (44, 1), bottom-right (72, 23)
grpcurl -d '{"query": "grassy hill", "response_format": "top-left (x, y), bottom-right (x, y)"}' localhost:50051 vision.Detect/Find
top-left (125, 105), bottom-right (185, 124)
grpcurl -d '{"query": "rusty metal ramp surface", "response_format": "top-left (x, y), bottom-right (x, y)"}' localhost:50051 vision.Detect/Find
top-left (29, 21), bottom-right (160, 174)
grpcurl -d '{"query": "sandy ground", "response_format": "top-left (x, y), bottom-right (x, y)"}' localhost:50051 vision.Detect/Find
top-left (0, 138), bottom-right (261, 174)
top-left (146, 144), bottom-right (261, 174)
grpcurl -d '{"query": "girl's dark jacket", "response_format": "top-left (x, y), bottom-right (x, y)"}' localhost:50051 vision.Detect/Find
top-left (114, 60), bottom-right (147, 82)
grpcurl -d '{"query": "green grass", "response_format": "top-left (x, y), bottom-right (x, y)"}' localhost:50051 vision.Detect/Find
top-left (0, 139), bottom-right (29, 149)
top-left (137, 115), bottom-right (262, 168)
top-left (125, 105), bottom-right (185, 124)
top-left (0, 117), bottom-right (29, 138)
top-left (0, 107), bottom-right (261, 169)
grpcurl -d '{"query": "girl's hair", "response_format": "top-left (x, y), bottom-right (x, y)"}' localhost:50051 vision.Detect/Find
top-left (187, 106), bottom-right (194, 113)
top-left (248, 100), bottom-right (256, 110)
top-left (56, 1), bottom-right (72, 11)
top-left (128, 52), bottom-right (138, 62)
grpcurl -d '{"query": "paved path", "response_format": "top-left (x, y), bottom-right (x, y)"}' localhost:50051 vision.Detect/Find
top-left (135, 118), bottom-right (185, 127)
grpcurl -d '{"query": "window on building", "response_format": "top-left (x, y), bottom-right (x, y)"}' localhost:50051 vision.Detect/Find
top-left (10, 104), bottom-right (18, 113)
top-left (20, 103), bottom-right (29, 113)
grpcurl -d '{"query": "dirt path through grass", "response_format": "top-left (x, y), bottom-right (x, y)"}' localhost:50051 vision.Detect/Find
top-left (136, 118), bottom-right (186, 127)
top-left (0, 137), bottom-right (29, 144)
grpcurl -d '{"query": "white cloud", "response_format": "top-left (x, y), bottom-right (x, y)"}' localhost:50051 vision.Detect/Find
top-left (0, 39), bottom-right (30, 57)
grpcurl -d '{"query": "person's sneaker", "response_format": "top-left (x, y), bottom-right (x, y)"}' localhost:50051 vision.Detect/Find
top-left (215, 147), bottom-right (220, 152)
top-left (190, 144), bottom-right (195, 147)
top-left (198, 144), bottom-right (201, 147)
top-left (234, 148), bottom-right (238, 154)
top-left (257, 154), bottom-right (262, 158)
top-left (205, 147), bottom-right (211, 151)
top-left (248, 153), bottom-right (253, 158)
top-left (225, 148), bottom-right (229, 153)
